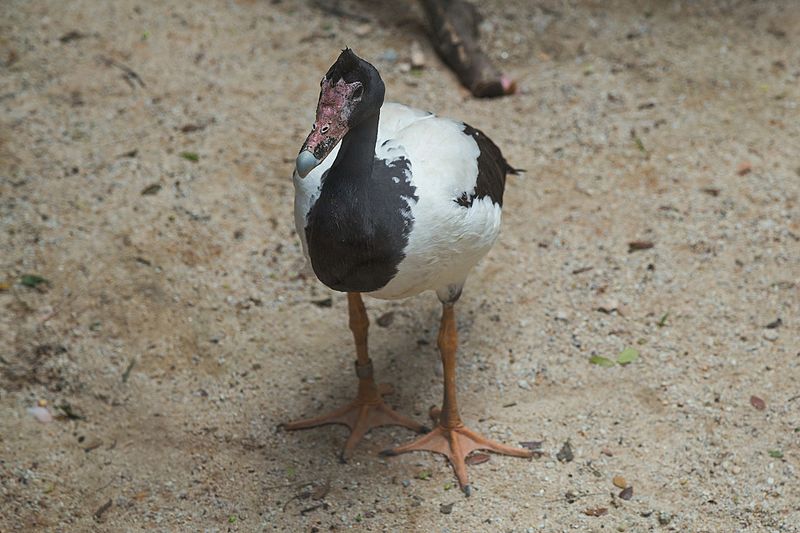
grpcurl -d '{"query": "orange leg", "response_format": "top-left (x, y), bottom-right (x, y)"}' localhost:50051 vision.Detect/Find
top-left (284, 292), bottom-right (428, 462)
top-left (381, 303), bottom-right (533, 494)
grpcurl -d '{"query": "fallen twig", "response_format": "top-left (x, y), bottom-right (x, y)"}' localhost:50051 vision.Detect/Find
top-left (97, 55), bottom-right (145, 88)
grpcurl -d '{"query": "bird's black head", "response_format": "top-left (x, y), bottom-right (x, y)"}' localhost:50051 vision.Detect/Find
top-left (296, 49), bottom-right (385, 178)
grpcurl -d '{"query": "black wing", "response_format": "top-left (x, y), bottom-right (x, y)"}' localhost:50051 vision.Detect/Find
top-left (455, 124), bottom-right (520, 208)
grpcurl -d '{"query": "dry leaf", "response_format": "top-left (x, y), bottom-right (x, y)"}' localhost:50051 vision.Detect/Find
top-left (750, 395), bottom-right (766, 410)
top-left (465, 453), bottom-right (490, 466)
top-left (584, 507), bottom-right (608, 517)
top-left (628, 240), bottom-right (654, 252)
top-left (737, 161), bottom-right (752, 176)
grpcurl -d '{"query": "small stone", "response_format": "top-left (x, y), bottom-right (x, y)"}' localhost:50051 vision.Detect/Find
top-left (354, 24), bottom-right (372, 37)
top-left (401, 479), bottom-right (411, 488)
top-left (731, 465), bottom-right (741, 474)
top-left (763, 330), bottom-right (778, 342)
top-left (410, 40), bottom-right (426, 68)
top-left (398, 62), bottom-right (411, 73)
top-left (657, 511), bottom-right (672, 525)
top-left (556, 440), bottom-right (574, 462)
top-left (555, 310), bottom-right (569, 321)
top-left (376, 311), bottom-right (394, 327)
top-left (612, 475), bottom-right (627, 489)
top-left (439, 502), bottom-right (455, 514)
top-left (750, 395), bottom-right (766, 410)
top-left (517, 379), bottom-right (531, 390)
top-left (737, 161), bottom-right (752, 175)
top-left (597, 299), bottom-right (619, 314)
top-left (381, 48), bottom-right (398, 63)
top-left (28, 406), bottom-right (53, 423)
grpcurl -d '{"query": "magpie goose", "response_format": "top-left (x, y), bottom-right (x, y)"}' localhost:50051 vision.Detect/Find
top-left (286, 49), bottom-right (531, 494)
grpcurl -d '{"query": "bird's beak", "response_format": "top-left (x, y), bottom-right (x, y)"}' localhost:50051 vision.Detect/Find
top-left (295, 150), bottom-right (321, 178)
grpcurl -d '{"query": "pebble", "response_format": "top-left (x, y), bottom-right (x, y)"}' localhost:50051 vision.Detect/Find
top-left (354, 24), bottom-right (372, 37)
top-left (28, 406), bottom-right (53, 423)
top-left (763, 331), bottom-right (778, 342)
top-left (657, 511), bottom-right (673, 525)
top-left (410, 41), bottom-right (425, 68)
top-left (381, 48), bottom-right (398, 63)
top-left (612, 475), bottom-right (627, 489)
top-left (518, 379), bottom-right (531, 390)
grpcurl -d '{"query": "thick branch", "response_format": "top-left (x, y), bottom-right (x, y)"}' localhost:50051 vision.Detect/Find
top-left (420, 0), bottom-right (514, 98)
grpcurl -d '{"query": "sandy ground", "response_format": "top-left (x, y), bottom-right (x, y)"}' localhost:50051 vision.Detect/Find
top-left (2, 0), bottom-right (799, 531)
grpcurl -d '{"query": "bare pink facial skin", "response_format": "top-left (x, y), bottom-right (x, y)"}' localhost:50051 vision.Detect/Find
top-left (300, 78), bottom-right (363, 162)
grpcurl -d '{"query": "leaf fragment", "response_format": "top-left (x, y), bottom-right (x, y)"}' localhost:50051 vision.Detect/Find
top-left (465, 453), bottom-right (490, 466)
top-left (180, 151), bottom-right (199, 162)
top-left (768, 449), bottom-right (784, 459)
top-left (20, 274), bottom-right (48, 288)
top-left (584, 507), bottom-right (608, 517)
top-left (617, 347), bottom-right (639, 365)
top-left (589, 356), bottom-right (615, 367)
top-left (140, 183), bottom-right (162, 195)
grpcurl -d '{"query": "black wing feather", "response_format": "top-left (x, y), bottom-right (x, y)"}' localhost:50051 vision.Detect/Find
top-left (455, 124), bottom-right (518, 208)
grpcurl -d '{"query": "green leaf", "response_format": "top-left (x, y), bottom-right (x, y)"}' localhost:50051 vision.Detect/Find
top-left (768, 449), bottom-right (784, 459)
top-left (20, 274), bottom-right (48, 288)
top-left (589, 356), bottom-right (616, 368)
top-left (657, 312), bottom-right (669, 327)
top-left (180, 151), bottom-right (199, 162)
top-left (443, 481), bottom-right (453, 491)
top-left (617, 347), bottom-right (639, 365)
top-left (416, 470), bottom-right (431, 480)
top-left (228, 515), bottom-right (237, 524)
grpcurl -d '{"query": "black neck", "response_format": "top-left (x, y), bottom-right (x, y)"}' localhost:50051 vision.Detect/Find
top-left (326, 111), bottom-right (380, 185)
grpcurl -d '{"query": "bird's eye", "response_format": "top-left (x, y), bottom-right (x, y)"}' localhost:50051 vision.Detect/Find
top-left (320, 125), bottom-right (330, 134)
top-left (311, 123), bottom-right (316, 131)
top-left (352, 85), bottom-right (364, 100)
